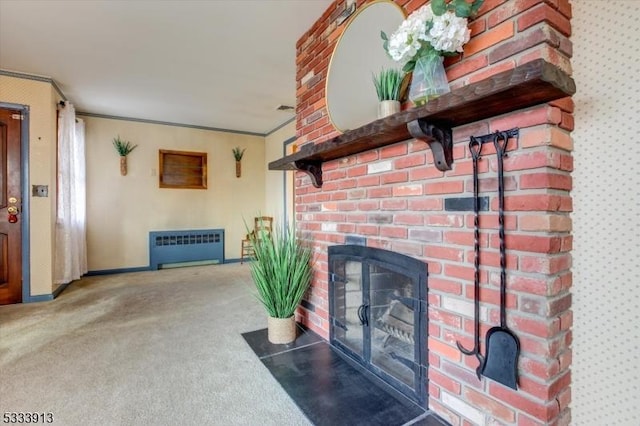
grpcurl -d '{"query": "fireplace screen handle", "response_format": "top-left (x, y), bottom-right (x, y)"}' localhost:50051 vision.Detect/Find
top-left (357, 304), bottom-right (369, 327)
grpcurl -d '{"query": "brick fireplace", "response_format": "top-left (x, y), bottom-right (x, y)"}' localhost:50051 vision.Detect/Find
top-left (282, 0), bottom-right (573, 424)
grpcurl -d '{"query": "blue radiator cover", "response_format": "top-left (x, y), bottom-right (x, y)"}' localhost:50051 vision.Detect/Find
top-left (149, 229), bottom-right (224, 270)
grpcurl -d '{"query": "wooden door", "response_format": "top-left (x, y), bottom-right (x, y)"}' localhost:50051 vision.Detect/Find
top-left (0, 108), bottom-right (22, 304)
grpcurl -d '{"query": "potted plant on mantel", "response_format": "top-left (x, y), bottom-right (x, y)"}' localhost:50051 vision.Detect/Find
top-left (248, 220), bottom-right (314, 344)
top-left (382, 0), bottom-right (483, 106)
top-left (112, 135), bottom-right (137, 176)
top-left (372, 67), bottom-right (405, 119)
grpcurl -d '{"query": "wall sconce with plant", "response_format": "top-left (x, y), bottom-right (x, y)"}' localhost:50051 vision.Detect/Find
top-left (232, 147), bottom-right (246, 178)
top-left (113, 136), bottom-right (138, 176)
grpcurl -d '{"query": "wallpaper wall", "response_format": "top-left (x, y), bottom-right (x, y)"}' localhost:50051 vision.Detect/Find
top-left (572, 1), bottom-right (639, 424)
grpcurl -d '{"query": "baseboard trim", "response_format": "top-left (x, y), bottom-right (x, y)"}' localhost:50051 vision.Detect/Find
top-left (87, 260), bottom-right (242, 276)
top-left (24, 294), bottom-right (54, 303)
top-left (86, 266), bottom-right (151, 276)
top-left (52, 282), bottom-right (72, 299)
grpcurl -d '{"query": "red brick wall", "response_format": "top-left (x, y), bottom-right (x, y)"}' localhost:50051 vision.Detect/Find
top-left (294, 1), bottom-right (573, 424)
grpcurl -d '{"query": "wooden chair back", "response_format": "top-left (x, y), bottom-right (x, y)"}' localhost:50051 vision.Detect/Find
top-left (253, 216), bottom-right (273, 239)
top-left (241, 216), bottom-right (274, 264)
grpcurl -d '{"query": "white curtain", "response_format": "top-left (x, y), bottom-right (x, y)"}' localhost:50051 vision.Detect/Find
top-left (54, 102), bottom-right (87, 284)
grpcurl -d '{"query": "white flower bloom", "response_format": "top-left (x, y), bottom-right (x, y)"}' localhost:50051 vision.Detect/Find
top-left (384, 6), bottom-right (472, 65)
top-left (385, 5), bottom-right (433, 64)
top-left (411, 5), bottom-right (434, 27)
top-left (427, 11), bottom-right (470, 53)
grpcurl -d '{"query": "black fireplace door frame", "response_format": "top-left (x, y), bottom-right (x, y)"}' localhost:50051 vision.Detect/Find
top-left (328, 245), bottom-right (428, 406)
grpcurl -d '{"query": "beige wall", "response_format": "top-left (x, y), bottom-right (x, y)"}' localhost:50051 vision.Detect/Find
top-left (0, 71), bottom-right (287, 289)
top-left (0, 75), bottom-right (58, 296)
top-left (572, 1), bottom-right (639, 424)
top-left (83, 116), bottom-right (266, 270)
top-left (264, 120), bottom-right (295, 227)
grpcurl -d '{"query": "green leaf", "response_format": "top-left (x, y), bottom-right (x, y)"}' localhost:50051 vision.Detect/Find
top-left (112, 135), bottom-right (137, 156)
top-left (232, 146), bottom-right (245, 161)
top-left (431, 0), bottom-right (447, 16)
top-left (372, 68), bottom-right (404, 101)
top-left (403, 61), bottom-right (416, 73)
top-left (454, 1), bottom-right (472, 17)
top-left (424, 20), bottom-right (434, 33)
top-left (470, 0), bottom-right (485, 16)
top-left (380, 31), bottom-right (388, 41)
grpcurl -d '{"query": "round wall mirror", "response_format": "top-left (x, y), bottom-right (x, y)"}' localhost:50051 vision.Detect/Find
top-left (326, 0), bottom-right (405, 132)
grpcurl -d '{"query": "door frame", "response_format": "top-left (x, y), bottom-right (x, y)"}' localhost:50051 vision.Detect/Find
top-left (0, 102), bottom-right (31, 302)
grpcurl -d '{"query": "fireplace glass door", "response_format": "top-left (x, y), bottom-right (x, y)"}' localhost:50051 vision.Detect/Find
top-left (331, 260), bottom-right (365, 357)
top-left (370, 265), bottom-right (417, 389)
top-left (329, 245), bottom-right (428, 405)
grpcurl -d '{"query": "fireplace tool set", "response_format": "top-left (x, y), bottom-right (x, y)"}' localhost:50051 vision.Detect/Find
top-left (456, 128), bottom-right (521, 390)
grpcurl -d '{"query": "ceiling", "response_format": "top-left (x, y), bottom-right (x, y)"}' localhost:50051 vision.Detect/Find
top-left (0, 0), bottom-right (333, 135)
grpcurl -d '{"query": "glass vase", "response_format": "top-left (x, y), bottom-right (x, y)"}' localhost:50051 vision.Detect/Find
top-left (409, 52), bottom-right (450, 106)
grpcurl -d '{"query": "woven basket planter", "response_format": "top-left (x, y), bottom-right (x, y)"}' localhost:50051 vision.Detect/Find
top-left (120, 156), bottom-right (128, 176)
top-left (268, 316), bottom-right (296, 344)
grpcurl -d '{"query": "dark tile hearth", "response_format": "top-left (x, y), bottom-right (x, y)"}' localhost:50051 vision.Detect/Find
top-left (243, 324), bottom-right (324, 358)
top-left (242, 326), bottom-right (448, 426)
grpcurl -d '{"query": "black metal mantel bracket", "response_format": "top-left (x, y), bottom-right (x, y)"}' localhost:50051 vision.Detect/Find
top-left (407, 118), bottom-right (453, 171)
top-left (294, 159), bottom-right (323, 188)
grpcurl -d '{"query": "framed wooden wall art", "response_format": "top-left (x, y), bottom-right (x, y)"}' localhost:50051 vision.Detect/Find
top-left (159, 149), bottom-right (207, 189)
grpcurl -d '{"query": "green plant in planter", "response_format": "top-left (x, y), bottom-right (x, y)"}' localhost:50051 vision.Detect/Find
top-left (112, 135), bottom-right (137, 176)
top-left (372, 67), bottom-right (405, 101)
top-left (248, 220), bottom-right (313, 320)
top-left (112, 135), bottom-right (137, 156)
top-left (232, 146), bottom-right (246, 161)
top-left (232, 147), bottom-right (246, 177)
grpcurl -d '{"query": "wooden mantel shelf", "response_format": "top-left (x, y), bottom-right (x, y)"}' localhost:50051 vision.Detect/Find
top-left (269, 59), bottom-right (576, 188)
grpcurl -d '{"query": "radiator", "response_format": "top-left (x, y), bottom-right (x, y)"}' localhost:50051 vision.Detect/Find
top-left (149, 229), bottom-right (224, 270)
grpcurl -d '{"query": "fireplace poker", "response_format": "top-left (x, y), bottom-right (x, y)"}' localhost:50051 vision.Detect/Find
top-left (456, 136), bottom-right (485, 380)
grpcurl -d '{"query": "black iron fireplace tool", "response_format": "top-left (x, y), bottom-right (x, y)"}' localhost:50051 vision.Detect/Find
top-left (456, 136), bottom-right (485, 380)
top-left (457, 129), bottom-right (520, 390)
top-left (480, 131), bottom-right (520, 390)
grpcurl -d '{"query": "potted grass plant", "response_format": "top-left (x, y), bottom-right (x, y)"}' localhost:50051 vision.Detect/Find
top-left (232, 146), bottom-right (246, 178)
top-left (248, 220), bottom-right (314, 344)
top-left (372, 67), bottom-right (405, 119)
top-left (112, 135), bottom-right (137, 176)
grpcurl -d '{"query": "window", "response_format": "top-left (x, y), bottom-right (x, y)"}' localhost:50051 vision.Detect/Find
top-left (159, 149), bottom-right (207, 189)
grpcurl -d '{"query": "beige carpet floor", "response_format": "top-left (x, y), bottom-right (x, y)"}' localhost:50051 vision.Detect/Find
top-left (0, 263), bottom-right (312, 426)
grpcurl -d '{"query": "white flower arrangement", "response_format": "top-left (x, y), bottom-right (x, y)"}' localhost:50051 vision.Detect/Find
top-left (429, 11), bottom-right (472, 52)
top-left (382, 0), bottom-right (484, 72)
